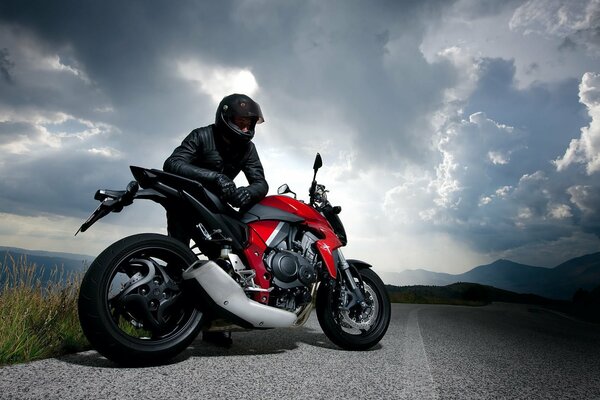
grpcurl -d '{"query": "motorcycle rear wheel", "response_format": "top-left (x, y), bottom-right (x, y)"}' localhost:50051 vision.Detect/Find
top-left (316, 267), bottom-right (391, 350)
top-left (78, 233), bottom-right (204, 366)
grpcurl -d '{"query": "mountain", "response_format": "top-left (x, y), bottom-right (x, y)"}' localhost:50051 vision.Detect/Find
top-left (380, 268), bottom-right (456, 286)
top-left (2, 246), bottom-right (599, 301)
top-left (381, 252), bottom-right (600, 300)
top-left (0, 246), bottom-right (94, 262)
top-left (385, 282), bottom-right (561, 306)
top-left (0, 246), bottom-right (94, 286)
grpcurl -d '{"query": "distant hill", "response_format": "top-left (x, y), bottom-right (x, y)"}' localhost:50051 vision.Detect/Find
top-left (0, 246), bottom-right (95, 263)
top-left (2, 246), bottom-right (599, 301)
top-left (386, 282), bottom-right (562, 306)
top-left (386, 282), bottom-right (600, 323)
top-left (0, 247), bottom-right (94, 287)
top-left (381, 252), bottom-right (600, 300)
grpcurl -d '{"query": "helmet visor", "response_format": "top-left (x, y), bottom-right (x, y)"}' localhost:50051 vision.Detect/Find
top-left (232, 116), bottom-right (255, 133)
top-left (228, 97), bottom-right (264, 124)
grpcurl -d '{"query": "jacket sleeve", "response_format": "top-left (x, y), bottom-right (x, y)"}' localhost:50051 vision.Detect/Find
top-left (242, 143), bottom-right (269, 201)
top-left (163, 129), bottom-right (221, 184)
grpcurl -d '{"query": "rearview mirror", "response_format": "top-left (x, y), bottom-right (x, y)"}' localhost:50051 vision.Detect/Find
top-left (313, 153), bottom-right (323, 171)
top-left (277, 184), bottom-right (290, 195)
top-left (278, 184), bottom-right (297, 199)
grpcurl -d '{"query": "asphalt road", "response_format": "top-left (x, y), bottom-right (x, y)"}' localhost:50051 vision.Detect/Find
top-left (1, 303), bottom-right (599, 399)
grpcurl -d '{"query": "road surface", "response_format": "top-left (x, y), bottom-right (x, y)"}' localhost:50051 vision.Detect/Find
top-left (1, 303), bottom-right (599, 399)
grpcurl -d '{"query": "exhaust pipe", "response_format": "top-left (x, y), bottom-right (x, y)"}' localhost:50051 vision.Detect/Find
top-left (182, 261), bottom-right (297, 329)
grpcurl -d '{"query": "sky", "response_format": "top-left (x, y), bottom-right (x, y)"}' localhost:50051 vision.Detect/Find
top-left (0, 0), bottom-right (599, 274)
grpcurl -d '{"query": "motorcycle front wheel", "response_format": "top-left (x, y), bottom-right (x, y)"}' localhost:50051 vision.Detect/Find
top-left (316, 267), bottom-right (391, 350)
top-left (78, 233), bottom-right (204, 366)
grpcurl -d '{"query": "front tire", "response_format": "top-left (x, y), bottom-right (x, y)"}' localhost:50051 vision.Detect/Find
top-left (78, 233), bottom-right (204, 366)
top-left (316, 267), bottom-right (391, 350)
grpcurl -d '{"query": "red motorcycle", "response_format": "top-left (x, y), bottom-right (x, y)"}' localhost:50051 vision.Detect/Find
top-left (77, 153), bottom-right (391, 365)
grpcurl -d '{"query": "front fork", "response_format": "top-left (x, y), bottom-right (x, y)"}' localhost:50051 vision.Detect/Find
top-left (336, 250), bottom-right (367, 310)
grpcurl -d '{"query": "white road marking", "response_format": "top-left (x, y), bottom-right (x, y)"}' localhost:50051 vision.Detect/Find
top-left (401, 307), bottom-right (439, 399)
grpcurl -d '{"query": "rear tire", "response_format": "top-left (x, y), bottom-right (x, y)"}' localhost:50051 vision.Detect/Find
top-left (316, 267), bottom-right (391, 350)
top-left (78, 233), bottom-right (204, 366)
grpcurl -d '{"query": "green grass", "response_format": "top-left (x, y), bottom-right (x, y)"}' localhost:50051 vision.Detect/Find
top-left (0, 254), bottom-right (90, 366)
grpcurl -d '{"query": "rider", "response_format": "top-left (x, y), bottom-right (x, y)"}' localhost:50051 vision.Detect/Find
top-left (163, 93), bottom-right (269, 347)
top-left (164, 93), bottom-right (268, 241)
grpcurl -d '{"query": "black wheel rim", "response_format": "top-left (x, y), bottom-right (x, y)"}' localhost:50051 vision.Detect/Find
top-left (104, 246), bottom-right (198, 344)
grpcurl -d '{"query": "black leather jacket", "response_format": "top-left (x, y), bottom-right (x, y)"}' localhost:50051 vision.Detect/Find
top-left (163, 124), bottom-right (268, 202)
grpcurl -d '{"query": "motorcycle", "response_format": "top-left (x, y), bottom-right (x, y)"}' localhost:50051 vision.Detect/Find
top-left (76, 153), bottom-right (391, 365)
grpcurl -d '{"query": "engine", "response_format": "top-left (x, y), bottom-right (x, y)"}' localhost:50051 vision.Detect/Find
top-left (264, 230), bottom-right (320, 311)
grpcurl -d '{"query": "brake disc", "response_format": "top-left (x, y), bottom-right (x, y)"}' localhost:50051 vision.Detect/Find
top-left (339, 283), bottom-right (379, 330)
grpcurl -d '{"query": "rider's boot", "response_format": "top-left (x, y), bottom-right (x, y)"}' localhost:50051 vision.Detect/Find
top-left (202, 331), bottom-right (233, 348)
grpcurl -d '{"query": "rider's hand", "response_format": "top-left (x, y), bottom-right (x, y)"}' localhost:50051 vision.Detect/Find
top-left (230, 187), bottom-right (252, 208)
top-left (215, 174), bottom-right (236, 199)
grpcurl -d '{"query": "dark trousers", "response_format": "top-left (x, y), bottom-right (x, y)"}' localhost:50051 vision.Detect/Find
top-left (166, 206), bottom-right (197, 247)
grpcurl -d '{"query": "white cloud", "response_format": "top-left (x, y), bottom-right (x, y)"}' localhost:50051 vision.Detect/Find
top-left (435, 46), bottom-right (481, 103)
top-left (555, 72), bottom-right (600, 174)
top-left (510, 0), bottom-right (600, 55)
top-left (431, 111), bottom-right (521, 210)
top-left (0, 109), bottom-right (116, 154)
top-left (519, 170), bottom-right (547, 184)
top-left (488, 151), bottom-right (510, 165)
top-left (479, 196), bottom-right (492, 206)
top-left (547, 203), bottom-right (573, 219)
top-left (517, 206), bottom-right (534, 221)
top-left (422, 0), bottom-right (600, 89)
top-left (567, 184), bottom-right (596, 213)
top-left (0, 23), bottom-right (95, 88)
top-left (496, 186), bottom-right (513, 197)
top-left (88, 147), bottom-right (122, 158)
top-left (478, 185), bottom-right (513, 206)
top-left (1, 135), bottom-right (33, 154)
top-left (383, 171), bottom-right (436, 225)
top-left (40, 54), bottom-right (90, 83)
top-left (176, 59), bottom-right (259, 103)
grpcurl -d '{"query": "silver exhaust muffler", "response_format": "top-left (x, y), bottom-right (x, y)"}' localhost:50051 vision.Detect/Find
top-left (182, 261), bottom-right (297, 329)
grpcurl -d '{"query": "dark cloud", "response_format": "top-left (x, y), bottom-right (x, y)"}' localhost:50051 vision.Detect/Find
top-left (0, 148), bottom-right (132, 218)
top-left (450, 0), bottom-right (524, 19)
top-left (525, 62), bottom-right (539, 75)
top-left (407, 56), bottom-right (600, 257)
top-left (558, 37), bottom-right (578, 53)
top-left (0, 48), bottom-right (13, 83)
top-left (465, 58), bottom-right (587, 171)
top-left (0, 0), bottom-right (598, 266)
top-left (0, 0), bottom-right (460, 173)
top-left (0, 121), bottom-right (29, 143)
top-left (224, 1), bottom-right (459, 169)
top-left (567, 184), bottom-right (600, 237)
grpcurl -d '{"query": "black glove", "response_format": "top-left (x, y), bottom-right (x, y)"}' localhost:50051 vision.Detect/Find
top-left (230, 187), bottom-right (252, 208)
top-left (215, 174), bottom-right (236, 199)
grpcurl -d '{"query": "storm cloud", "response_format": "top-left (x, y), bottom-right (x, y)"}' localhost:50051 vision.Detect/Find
top-left (0, 0), bottom-right (598, 270)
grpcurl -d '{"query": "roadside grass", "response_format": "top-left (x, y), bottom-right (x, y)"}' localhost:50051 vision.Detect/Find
top-left (0, 254), bottom-right (89, 366)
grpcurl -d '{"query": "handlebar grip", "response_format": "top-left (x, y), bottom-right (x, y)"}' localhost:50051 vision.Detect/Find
top-left (126, 180), bottom-right (139, 194)
top-left (121, 181), bottom-right (139, 205)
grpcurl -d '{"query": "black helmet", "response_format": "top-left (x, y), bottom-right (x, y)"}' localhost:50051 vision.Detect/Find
top-left (215, 93), bottom-right (264, 143)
